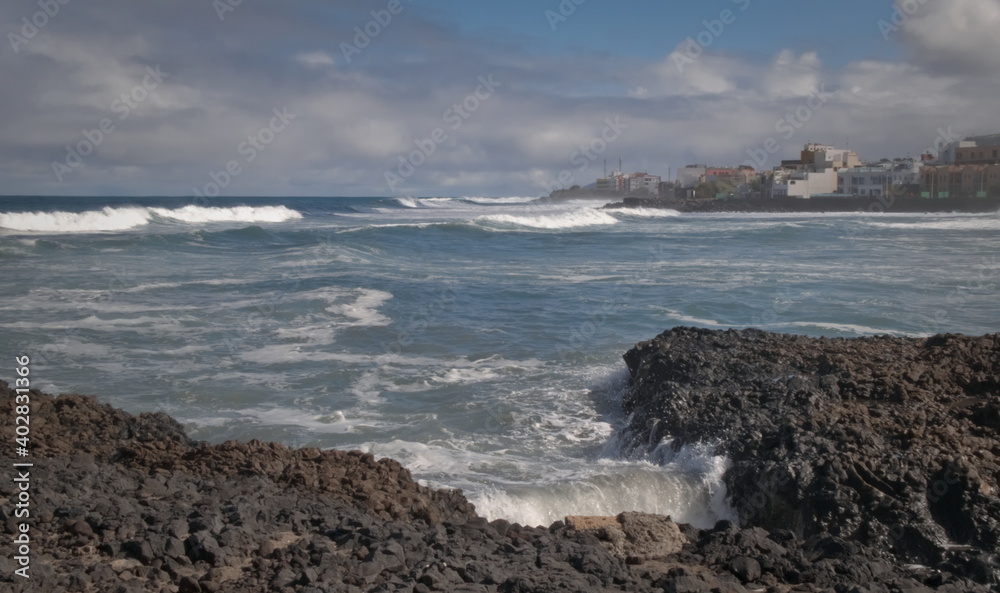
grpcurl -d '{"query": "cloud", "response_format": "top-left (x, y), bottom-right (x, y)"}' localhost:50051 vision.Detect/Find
top-left (295, 51), bottom-right (336, 68)
top-left (898, 0), bottom-right (1000, 74)
top-left (762, 50), bottom-right (823, 98)
top-left (0, 1), bottom-right (999, 197)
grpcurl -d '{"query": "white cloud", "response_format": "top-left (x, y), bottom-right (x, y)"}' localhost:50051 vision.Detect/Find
top-left (763, 50), bottom-right (823, 98)
top-left (1, 0), bottom-right (999, 197)
top-left (295, 51), bottom-right (336, 68)
top-left (899, 0), bottom-right (1000, 74)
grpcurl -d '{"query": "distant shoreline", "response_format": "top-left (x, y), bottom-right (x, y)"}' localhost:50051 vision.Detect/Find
top-left (600, 194), bottom-right (1000, 214)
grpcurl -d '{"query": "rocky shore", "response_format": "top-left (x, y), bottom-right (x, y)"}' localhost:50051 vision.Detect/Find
top-left (621, 328), bottom-right (1000, 591)
top-left (1, 328), bottom-right (998, 592)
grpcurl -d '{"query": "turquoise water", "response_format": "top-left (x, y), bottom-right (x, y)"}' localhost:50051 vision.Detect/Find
top-left (2, 195), bottom-right (998, 526)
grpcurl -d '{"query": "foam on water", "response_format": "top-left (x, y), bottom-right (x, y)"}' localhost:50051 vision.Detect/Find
top-left (393, 197), bottom-right (452, 209)
top-left (149, 205), bottom-right (302, 223)
top-left (790, 321), bottom-right (913, 336)
top-left (611, 208), bottom-right (682, 219)
top-left (470, 451), bottom-right (736, 528)
top-left (868, 216), bottom-right (1000, 231)
top-left (476, 208), bottom-right (620, 230)
top-left (0, 207), bottom-right (152, 233)
top-left (462, 196), bottom-right (539, 205)
top-left (0, 205), bottom-right (302, 233)
top-left (321, 288), bottom-right (394, 327)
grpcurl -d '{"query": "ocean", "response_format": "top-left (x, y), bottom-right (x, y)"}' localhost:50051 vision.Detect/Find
top-left (2, 195), bottom-right (999, 528)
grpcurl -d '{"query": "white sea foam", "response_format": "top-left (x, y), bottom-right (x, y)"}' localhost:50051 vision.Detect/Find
top-left (149, 205), bottom-right (302, 223)
top-left (476, 209), bottom-right (620, 230)
top-left (789, 321), bottom-right (911, 336)
top-left (324, 289), bottom-right (393, 326)
top-left (659, 308), bottom-right (730, 328)
top-left (463, 196), bottom-right (539, 205)
top-left (225, 406), bottom-right (371, 435)
top-left (867, 217), bottom-right (1000, 231)
top-left (471, 454), bottom-right (736, 529)
top-left (393, 197), bottom-right (452, 209)
top-left (394, 197), bottom-right (420, 208)
top-left (611, 208), bottom-right (682, 219)
top-left (337, 222), bottom-right (445, 233)
top-left (0, 205), bottom-right (302, 233)
top-left (0, 207), bottom-right (152, 233)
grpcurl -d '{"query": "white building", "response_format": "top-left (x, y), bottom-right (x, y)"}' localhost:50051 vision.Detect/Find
top-left (771, 143), bottom-right (860, 198)
top-left (804, 144), bottom-right (861, 170)
top-left (837, 159), bottom-right (922, 197)
top-left (626, 173), bottom-right (661, 194)
top-left (676, 165), bottom-right (707, 189)
top-left (932, 139), bottom-right (977, 165)
top-left (772, 168), bottom-right (838, 198)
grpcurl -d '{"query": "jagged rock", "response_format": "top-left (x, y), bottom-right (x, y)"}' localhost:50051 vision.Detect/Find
top-left (621, 327), bottom-right (1000, 590)
top-left (567, 513), bottom-right (687, 561)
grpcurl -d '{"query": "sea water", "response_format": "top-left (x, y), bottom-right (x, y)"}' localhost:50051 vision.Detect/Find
top-left (2, 195), bottom-right (998, 527)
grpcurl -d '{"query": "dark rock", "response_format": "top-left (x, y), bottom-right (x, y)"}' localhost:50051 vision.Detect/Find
top-left (619, 328), bottom-right (1000, 589)
top-left (729, 556), bottom-right (761, 583)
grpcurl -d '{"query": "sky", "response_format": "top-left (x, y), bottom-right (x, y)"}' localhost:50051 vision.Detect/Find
top-left (2, 0), bottom-right (999, 198)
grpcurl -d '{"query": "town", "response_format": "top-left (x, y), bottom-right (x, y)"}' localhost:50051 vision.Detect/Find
top-left (551, 132), bottom-right (1000, 203)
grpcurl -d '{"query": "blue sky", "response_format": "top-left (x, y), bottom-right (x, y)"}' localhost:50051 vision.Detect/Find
top-left (421, 0), bottom-right (896, 65)
top-left (2, 0), bottom-right (999, 197)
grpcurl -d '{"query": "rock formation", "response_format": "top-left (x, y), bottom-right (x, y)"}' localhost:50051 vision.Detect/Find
top-left (621, 327), bottom-right (1000, 589)
top-left (1, 327), bottom-right (998, 592)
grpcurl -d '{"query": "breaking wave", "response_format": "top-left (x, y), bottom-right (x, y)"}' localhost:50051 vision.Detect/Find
top-left (476, 209), bottom-right (620, 230)
top-left (0, 205), bottom-right (302, 233)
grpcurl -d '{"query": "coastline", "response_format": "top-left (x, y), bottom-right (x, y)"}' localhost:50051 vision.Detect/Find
top-left (2, 328), bottom-right (998, 592)
top-left (601, 195), bottom-right (1000, 214)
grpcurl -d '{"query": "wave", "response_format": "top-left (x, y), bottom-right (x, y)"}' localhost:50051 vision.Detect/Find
top-left (471, 450), bottom-right (735, 529)
top-left (393, 197), bottom-right (452, 209)
top-left (611, 208), bottom-right (682, 219)
top-left (789, 321), bottom-right (912, 337)
top-left (0, 206), bottom-right (152, 233)
top-left (476, 209), bottom-right (620, 230)
top-left (867, 217), bottom-right (1000, 231)
top-left (0, 205), bottom-right (302, 234)
top-left (461, 196), bottom-right (539, 205)
top-left (149, 205), bottom-right (302, 224)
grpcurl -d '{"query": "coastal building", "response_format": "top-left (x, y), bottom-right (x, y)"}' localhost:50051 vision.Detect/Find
top-left (919, 163), bottom-right (1000, 198)
top-left (837, 159), bottom-right (922, 197)
top-left (929, 133), bottom-right (1000, 165)
top-left (955, 134), bottom-right (1000, 165)
top-left (676, 165), bottom-right (707, 189)
top-left (704, 166), bottom-right (756, 185)
top-left (770, 143), bottom-right (860, 198)
top-left (801, 143), bottom-right (861, 170)
top-left (625, 173), bottom-right (661, 195)
top-left (595, 171), bottom-right (626, 193)
top-left (595, 170), bottom-right (661, 194)
top-left (772, 168), bottom-right (838, 198)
